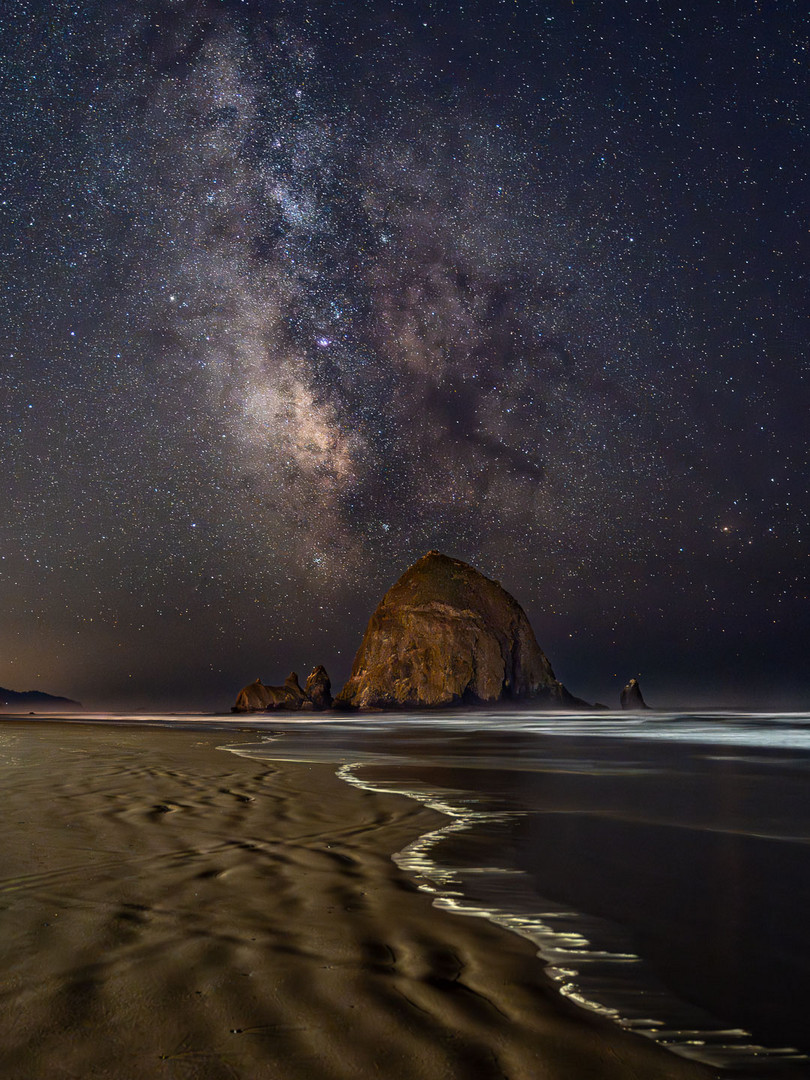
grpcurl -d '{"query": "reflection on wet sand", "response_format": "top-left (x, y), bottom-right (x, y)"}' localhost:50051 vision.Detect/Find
top-left (227, 711), bottom-right (810, 1071)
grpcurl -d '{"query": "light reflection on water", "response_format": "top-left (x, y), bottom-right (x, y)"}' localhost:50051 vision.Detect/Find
top-left (221, 710), bottom-right (810, 1073)
top-left (12, 708), bottom-right (810, 748)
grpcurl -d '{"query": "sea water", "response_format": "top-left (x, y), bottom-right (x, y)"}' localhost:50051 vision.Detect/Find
top-left (220, 710), bottom-right (810, 1072)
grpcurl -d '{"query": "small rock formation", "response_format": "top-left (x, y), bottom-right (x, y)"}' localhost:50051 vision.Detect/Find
top-left (233, 678), bottom-right (272, 712)
top-left (232, 669), bottom-right (331, 712)
top-left (335, 551), bottom-right (578, 710)
top-left (305, 665), bottom-right (332, 710)
top-left (620, 677), bottom-right (649, 711)
top-left (269, 672), bottom-right (307, 710)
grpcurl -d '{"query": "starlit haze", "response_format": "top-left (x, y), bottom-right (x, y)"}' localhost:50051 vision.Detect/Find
top-left (1, 0), bottom-right (807, 709)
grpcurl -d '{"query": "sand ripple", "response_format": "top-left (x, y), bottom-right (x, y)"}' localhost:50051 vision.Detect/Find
top-left (0, 723), bottom-right (734, 1079)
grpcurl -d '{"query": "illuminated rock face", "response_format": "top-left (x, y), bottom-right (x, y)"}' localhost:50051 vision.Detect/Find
top-left (233, 672), bottom-right (307, 712)
top-left (232, 679), bottom-right (269, 712)
top-left (620, 677), bottom-right (649, 710)
top-left (335, 551), bottom-right (574, 710)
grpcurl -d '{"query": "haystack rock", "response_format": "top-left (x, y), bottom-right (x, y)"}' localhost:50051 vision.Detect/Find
top-left (335, 551), bottom-right (578, 710)
top-left (305, 665), bottom-right (332, 710)
top-left (620, 677), bottom-right (649, 710)
top-left (232, 672), bottom-right (307, 712)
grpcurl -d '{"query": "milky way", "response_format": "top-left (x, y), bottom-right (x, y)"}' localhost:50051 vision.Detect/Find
top-left (1, 1), bottom-right (807, 707)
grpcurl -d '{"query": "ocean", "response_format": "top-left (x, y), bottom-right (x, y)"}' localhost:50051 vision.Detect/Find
top-left (221, 710), bottom-right (810, 1073)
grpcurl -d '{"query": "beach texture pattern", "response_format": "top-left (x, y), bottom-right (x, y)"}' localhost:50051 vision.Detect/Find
top-left (0, 723), bottom-right (718, 1080)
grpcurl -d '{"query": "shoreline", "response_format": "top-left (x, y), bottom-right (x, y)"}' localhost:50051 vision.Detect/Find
top-left (0, 719), bottom-right (787, 1079)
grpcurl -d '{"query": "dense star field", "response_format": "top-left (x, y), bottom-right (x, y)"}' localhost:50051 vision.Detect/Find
top-left (1, 0), bottom-right (807, 708)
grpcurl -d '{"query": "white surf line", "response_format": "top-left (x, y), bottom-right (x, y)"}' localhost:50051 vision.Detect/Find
top-left (217, 738), bottom-right (807, 1068)
top-left (335, 760), bottom-right (808, 1070)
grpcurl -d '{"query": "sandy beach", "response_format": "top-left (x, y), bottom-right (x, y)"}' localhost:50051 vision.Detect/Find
top-left (0, 720), bottom-right (735, 1080)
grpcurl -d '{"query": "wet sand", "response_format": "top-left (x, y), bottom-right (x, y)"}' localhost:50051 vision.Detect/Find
top-left (0, 721), bottom-right (727, 1080)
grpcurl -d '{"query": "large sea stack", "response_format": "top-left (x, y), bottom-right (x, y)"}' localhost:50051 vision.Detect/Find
top-left (335, 551), bottom-right (577, 710)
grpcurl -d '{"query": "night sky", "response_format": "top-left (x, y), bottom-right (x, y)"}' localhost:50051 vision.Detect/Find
top-left (1, 0), bottom-right (807, 710)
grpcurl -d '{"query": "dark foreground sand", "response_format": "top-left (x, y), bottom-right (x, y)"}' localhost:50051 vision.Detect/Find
top-left (0, 722), bottom-right (728, 1080)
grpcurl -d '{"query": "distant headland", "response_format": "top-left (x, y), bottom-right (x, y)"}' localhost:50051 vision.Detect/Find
top-left (0, 687), bottom-right (82, 712)
top-left (233, 551), bottom-right (648, 714)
